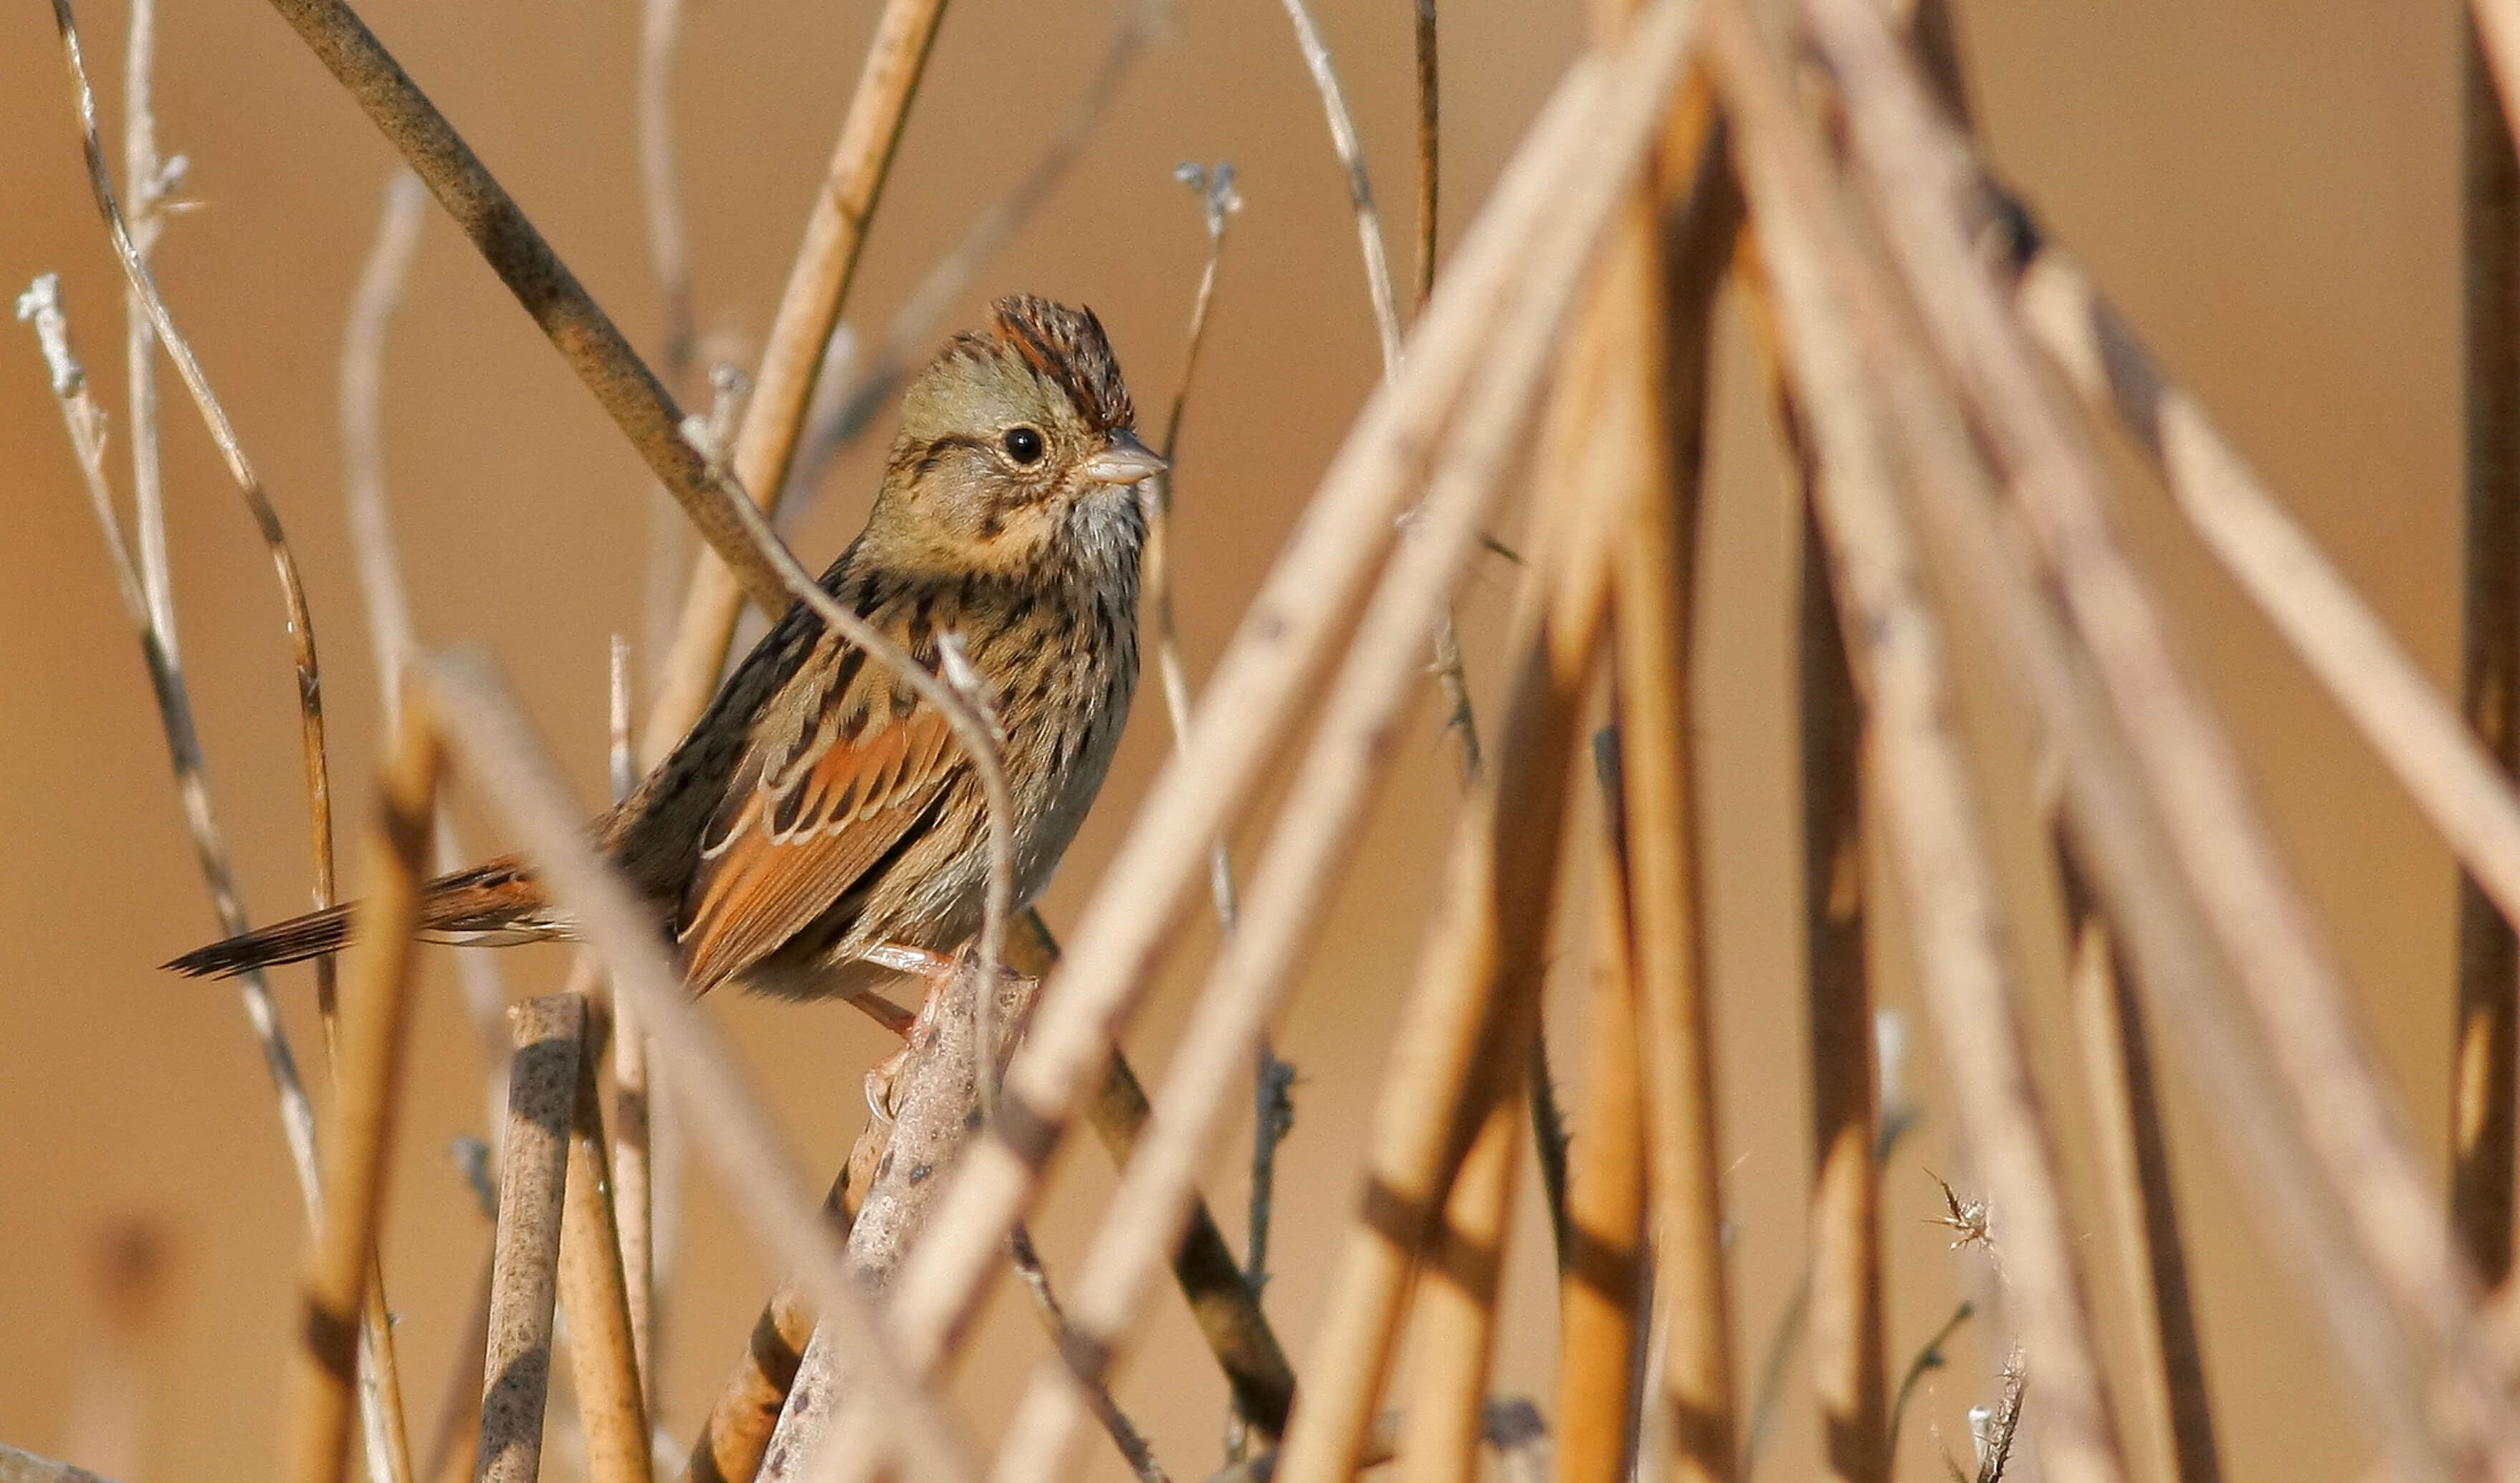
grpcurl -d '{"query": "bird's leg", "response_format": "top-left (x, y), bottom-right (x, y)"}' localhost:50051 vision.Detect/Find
top-left (863, 943), bottom-right (961, 1121)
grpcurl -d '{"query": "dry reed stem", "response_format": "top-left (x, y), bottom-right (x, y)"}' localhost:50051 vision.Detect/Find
top-left (2002, 204), bottom-right (2520, 964)
top-left (255, 0), bottom-right (788, 612)
top-left (874, 15), bottom-right (1690, 1433)
top-left (1413, 0), bottom-right (1438, 310)
top-left (279, 705), bottom-right (442, 1483)
top-left (640, 0), bottom-right (950, 753)
top-left (1809, 4), bottom-right (2520, 1468)
top-left (637, 0), bottom-right (694, 386)
top-left (481, 994), bottom-right (587, 1483)
top-left (1617, 70), bottom-right (1740, 1483)
top-left (1555, 746), bottom-right (1646, 1483)
top-left (1703, 6), bottom-right (2130, 1482)
top-left (423, 655), bottom-right (976, 1483)
top-left (1749, 42), bottom-right (2445, 1483)
top-left (788, 6), bottom-right (1156, 507)
top-left (2476, 1), bottom-right (2520, 152)
top-left (1397, 1087), bottom-right (1527, 1483)
top-left (118, 0), bottom-right (176, 660)
top-left (602, 641), bottom-right (660, 1420)
top-left (0, 1445), bottom-right (118, 1483)
top-left (560, 1032), bottom-right (654, 1483)
top-left (2056, 859), bottom-right (2221, 1483)
top-left (977, 27), bottom-right (1699, 1483)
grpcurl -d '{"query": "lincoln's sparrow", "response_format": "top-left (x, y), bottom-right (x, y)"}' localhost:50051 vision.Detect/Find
top-left (171, 296), bottom-right (1162, 1004)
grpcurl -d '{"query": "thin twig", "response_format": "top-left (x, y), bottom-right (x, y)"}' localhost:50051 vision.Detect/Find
top-left (1886, 1302), bottom-right (1972, 1464)
top-left (973, 27), bottom-right (1695, 1483)
top-left (1412, 0), bottom-right (1438, 313)
top-left (424, 654), bottom-right (978, 1483)
top-left (637, 0), bottom-right (695, 388)
top-left (604, 634), bottom-right (660, 1420)
top-left (883, 33), bottom-right (1686, 1456)
top-left (1006, 1228), bottom-right (1173, 1483)
top-left (278, 706), bottom-right (442, 1483)
top-left (119, 0), bottom-right (178, 660)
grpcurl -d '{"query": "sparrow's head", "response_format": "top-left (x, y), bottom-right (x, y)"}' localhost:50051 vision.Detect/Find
top-left (870, 295), bottom-right (1163, 573)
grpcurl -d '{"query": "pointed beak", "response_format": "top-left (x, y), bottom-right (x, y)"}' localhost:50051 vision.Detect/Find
top-left (1078, 430), bottom-right (1168, 487)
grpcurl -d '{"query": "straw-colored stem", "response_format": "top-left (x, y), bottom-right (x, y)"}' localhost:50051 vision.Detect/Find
top-left (425, 653), bottom-right (976, 1483)
top-left (1622, 72), bottom-right (1739, 1483)
top-left (641, 0), bottom-right (951, 755)
top-left (422, 1252), bottom-right (495, 1483)
top-left (561, 1027), bottom-right (654, 1483)
top-left (280, 707), bottom-right (442, 1483)
top-left (2057, 857), bottom-right (2221, 1483)
top-left (684, 1170), bottom-right (856, 1483)
top-left (1398, 1087), bottom-right (1527, 1483)
top-left (2455, 5), bottom-right (2520, 1291)
top-left (1554, 770), bottom-right (1645, 1483)
top-left (1812, 1), bottom-right (2520, 1467)
top-left (1705, 6), bottom-right (2129, 1481)
top-left (879, 19), bottom-right (1691, 1434)
top-left (479, 994), bottom-right (587, 1483)
top-left (255, 0), bottom-right (788, 611)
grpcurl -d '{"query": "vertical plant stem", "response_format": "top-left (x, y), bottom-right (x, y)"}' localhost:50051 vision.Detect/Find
top-left (277, 706), bottom-right (441, 1483)
top-left (2058, 855), bottom-right (2222, 1483)
top-left (1398, 1085), bottom-right (1528, 1483)
top-left (2458, 4), bottom-right (2520, 1289)
top-left (1413, 0), bottom-right (1438, 310)
top-left (562, 1028), bottom-right (655, 1483)
top-left (641, 0), bottom-right (953, 760)
top-left (479, 995), bottom-right (588, 1483)
top-left (1556, 743), bottom-right (1646, 1483)
top-left (1626, 72), bottom-right (1739, 1483)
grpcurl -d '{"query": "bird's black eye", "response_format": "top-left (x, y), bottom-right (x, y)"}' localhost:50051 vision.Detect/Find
top-left (1002, 426), bottom-right (1045, 464)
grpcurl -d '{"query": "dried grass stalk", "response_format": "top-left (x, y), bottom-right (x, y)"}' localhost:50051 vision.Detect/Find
top-left (1555, 748), bottom-right (1646, 1483)
top-left (2057, 859), bottom-right (2222, 1483)
top-left (561, 1029), bottom-right (654, 1483)
top-left (640, 0), bottom-right (950, 748)
top-left (279, 706), bottom-right (442, 1483)
top-left (1397, 1087), bottom-right (1527, 1483)
top-left (1704, 4), bottom-right (2130, 1480)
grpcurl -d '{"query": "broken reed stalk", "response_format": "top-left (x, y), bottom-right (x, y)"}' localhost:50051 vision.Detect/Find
top-left (1621, 70), bottom-right (1741, 1483)
top-left (424, 654), bottom-right (978, 1483)
top-left (977, 29), bottom-right (1700, 1483)
top-left (1556, 743), bottom-right (1646, 1483)
top-left (1809, 2), bottom-right (2520, 1468)
top-left (1398, 1087), bottom-right (1528, 1483)
top-left (479, 994), bottom-right (587, 1483)
top-left (279, 705), bottom-right (442, 1483)
top-left (256, 0), bottom-right (797, 614)
top-left (1703, 6), bottom-right (2132, 1483)
top-left (2056, 858), bottom-right (2223, 1483)
top-left (874, 22), bottom-right (1696, 1450)
top-left (561, 1026), bottom-right (654, 1483)
top-left (640, 0), bottom-right (950, 753)
top-left (760, 965), bottom-right (1036, 1483)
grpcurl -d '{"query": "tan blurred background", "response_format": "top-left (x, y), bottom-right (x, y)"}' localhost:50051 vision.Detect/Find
top-left (0, 1), bottom-right (2471, 1479)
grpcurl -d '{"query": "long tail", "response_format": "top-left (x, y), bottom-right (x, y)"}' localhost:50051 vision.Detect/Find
top-left (163, 857), bottom-right (559, 978)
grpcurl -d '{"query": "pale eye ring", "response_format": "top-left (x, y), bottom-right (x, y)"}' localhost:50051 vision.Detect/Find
top-left (1001, 426), bottom-right (1045, 464)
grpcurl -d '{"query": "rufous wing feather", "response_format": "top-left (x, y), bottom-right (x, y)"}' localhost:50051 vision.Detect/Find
top-left (676, 687), bottom-right (962, 993)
